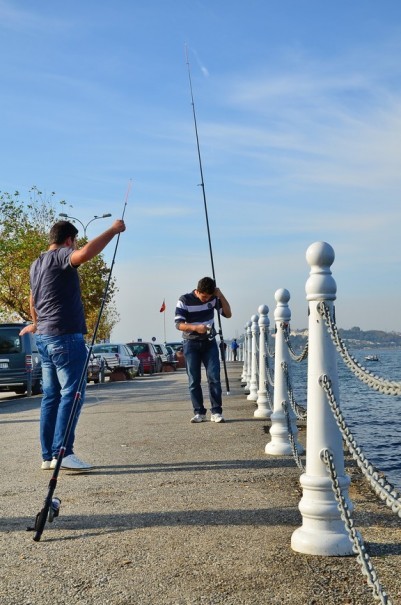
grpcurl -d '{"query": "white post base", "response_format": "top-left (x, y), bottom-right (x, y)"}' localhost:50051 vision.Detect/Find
top-left (254, 405), bottom-right (271, 419)
top-left (291, 473), bottom-right (353, 556)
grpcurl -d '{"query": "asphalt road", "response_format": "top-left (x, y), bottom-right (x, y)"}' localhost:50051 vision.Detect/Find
top-left (1, 365), bottom-right (400, 605)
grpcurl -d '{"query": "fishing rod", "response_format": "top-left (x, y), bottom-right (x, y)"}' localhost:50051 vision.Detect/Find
top-left (185, 45), bottom-right (230, 395)
top-left (28, 180), bottom-right (132, 542)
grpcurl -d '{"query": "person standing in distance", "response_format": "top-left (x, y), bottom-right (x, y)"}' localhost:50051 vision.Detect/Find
top-left (174, 276), bottom-right (232, 423)
top-left (20, 219), bottom-right (126, 470)
top-left (231, 338), bottom-right (239, 361)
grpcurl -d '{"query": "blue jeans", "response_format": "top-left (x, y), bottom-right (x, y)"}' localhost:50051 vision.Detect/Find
top-left (36, 334), bottom-right (87, 460)
top-left (183, 338), bottom-right (222, 415)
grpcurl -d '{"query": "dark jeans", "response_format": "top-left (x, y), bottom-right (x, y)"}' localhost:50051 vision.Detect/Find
top-left (183, 338), bottom-right (222, 415)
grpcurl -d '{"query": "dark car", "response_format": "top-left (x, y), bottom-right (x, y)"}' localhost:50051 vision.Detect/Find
top-left (126, 342), bottom-right (162, 374)
top-left (0, 323), bottom-right (42, 396)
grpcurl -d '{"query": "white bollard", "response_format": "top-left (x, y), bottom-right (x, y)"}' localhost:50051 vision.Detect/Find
top-left (255, 305), bottom-right (272, 418)
top-left (265, 289), bottom-right (303, 454)
top-left (240, 325), bottom-right (248, 384)
top-left (247, 314), bottom-right (259, 402)
top-left (291, 242), bottom-right (353, 556)
top-left (243, 321), bottom-right (252, 394)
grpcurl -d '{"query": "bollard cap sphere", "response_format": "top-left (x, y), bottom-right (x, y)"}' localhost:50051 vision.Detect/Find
top-left (258, 305), bottom-right (270, 327)
top-left (251, 314), bottom-right (259, 323)
top-left (275, 288), bottom-right (290, 304)
top-left (306, 241), bottom-right (335, 268)
top-left (274, 288), bottom-right (291, 322)
top-left (305, 241), bottom-right (336, 301)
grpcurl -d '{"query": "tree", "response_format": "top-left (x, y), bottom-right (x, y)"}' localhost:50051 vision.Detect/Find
top-left (0, 188), bottom-right (118, 340)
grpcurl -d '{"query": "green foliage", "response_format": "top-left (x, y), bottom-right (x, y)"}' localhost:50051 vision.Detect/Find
top-left (0, 188), bottom-right (118, 340)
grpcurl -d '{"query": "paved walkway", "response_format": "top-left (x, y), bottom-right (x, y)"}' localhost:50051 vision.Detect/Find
top-left (0, 364), bottom-right (400, 605)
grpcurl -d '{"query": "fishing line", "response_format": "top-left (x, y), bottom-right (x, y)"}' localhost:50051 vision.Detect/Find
top-left (28, 180), bottom-right (132, 542)
top-left (185, 45), bottom-right (230, 394)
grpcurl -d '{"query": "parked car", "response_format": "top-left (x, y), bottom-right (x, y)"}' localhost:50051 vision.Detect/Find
top-left (166, 341), bottom-right (185, 368)
top-left (86, 346), bottom-right (105, 383)
top-left (154, 343), bottom-right (178, 371)
top-left (126, 342), bottom-right (162, 374)
top-left (0, 323), bottom-right (42, 395)
top-left (92, 343), bottom-right (140, 378)
top-left (165, 345), bottom-right (178, 369)
top-left (166, 341), bottom-right (184, 353)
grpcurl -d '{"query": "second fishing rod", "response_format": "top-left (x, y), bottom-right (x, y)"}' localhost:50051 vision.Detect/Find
top-left (185, 46), bottom-right (230, 395)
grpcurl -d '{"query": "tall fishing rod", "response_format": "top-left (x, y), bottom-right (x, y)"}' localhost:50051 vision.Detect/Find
top-left (185, 45), bottom-right (230, 395)
top-left (29, 180), bottom-right (131, 542)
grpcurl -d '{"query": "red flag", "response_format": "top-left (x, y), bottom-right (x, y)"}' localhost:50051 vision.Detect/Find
top-left (159, 300), bottom-right (166, 313)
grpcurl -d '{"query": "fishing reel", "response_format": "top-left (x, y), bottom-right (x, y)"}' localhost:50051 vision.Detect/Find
top-left (27, 497), bottom-right (61, 533)
top-left (205, 324), bottom-right (216, 341)
top-left (48, 497), bottom-right (61, 523)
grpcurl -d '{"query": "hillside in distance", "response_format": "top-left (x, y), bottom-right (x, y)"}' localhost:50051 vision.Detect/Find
top-left (286, 326), bottom-right (401, 349)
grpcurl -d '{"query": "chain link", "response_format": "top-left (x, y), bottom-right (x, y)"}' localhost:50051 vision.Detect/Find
top-left (320, 374), bottom-right (401, 517)
top-left (282, 362), bottom-right (307, 420)
top-left (281, 322), bottom-right (309, 362)
top-left (282, 401), bottom-right (305, 471)
top-left (321, 448), bottom-right (393, 605)
top-left (318, 303), bottom-right (401, 396)
top-left (264, 338), bottom-right (275, 386)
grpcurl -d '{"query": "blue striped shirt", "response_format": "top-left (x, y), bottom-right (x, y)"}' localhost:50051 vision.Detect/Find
top-left (175, 291), bottom-right (225, 340)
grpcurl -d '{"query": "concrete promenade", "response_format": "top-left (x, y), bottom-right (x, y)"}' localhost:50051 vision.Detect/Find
top-left (0, 364), bottom-right (400, 605)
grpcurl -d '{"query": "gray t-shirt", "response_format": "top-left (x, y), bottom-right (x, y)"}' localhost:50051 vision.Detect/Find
top-left (30, 247), bottom-right (87, 336)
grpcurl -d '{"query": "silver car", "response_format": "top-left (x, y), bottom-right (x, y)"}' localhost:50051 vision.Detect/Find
top-left (92, 343), bottom-right (140, 378)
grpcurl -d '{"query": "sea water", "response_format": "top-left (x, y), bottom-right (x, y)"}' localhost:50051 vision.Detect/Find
top-left (288, 347), bottom-right (401, 490)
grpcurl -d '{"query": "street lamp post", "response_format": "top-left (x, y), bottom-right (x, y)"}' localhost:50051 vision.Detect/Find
top-left (58, 213), bottom-right (112, 237)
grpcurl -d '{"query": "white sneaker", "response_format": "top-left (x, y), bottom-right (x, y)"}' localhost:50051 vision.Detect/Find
top-left (41, 460), bottom-right (52, 470)
top-left (191, 413), bottom-right (207, 423)
top-left (60, 454), bottom-right (93, 470)
top-left (211, 413), bottom-right (225, 423)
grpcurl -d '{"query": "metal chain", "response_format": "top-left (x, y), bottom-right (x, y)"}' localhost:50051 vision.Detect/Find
top-left (320, 374), bottom-right (401, 517)
top-left (282, 362), bottom-right (307, 420)
top-left (267, 338), bottom-right (275, 358)
top-left (264, 339), bottom-right (275, 386)
top-left (255, 338), bottom-right (259, 373)
top-left (282, 401), bottom-right (305, 471)
top-left (266, 366), bottom-right (275, 388)
top-left (318, 302), bottom-right (401, 397)
top-left (261, 384), bottom-right (274, 411)
top-left (321, 448), bottom-right (393, 605)
top-left (280, 322), bottom-right (309, 362)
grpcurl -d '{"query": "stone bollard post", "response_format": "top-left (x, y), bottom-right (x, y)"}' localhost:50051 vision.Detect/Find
top-left (291, 242), bottom-right (353, 556)
top-left (265, 289), bottom-right (303, 454)
top-left (247, 314), bottom-right (259, 402)
top-left (243, 321), bottom-right (252, 394)
top-left (255, 305), bottom-right (272, 418)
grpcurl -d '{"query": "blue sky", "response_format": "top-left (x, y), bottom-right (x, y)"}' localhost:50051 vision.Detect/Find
top-left (1, 1), bottom-right (401, 342)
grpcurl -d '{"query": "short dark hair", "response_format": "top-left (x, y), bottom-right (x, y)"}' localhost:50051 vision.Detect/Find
top-left (49, 221), bottom-right (79, 245)
top-left (197, 276), bottom-right (216, 295)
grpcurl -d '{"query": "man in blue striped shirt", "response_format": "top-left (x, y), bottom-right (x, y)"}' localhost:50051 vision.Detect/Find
top-left (175, 277), bottom-right (232, 423)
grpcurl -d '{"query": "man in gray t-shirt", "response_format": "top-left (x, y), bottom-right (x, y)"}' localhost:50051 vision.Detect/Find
top-left (20, 218), bottom-right (125, 470)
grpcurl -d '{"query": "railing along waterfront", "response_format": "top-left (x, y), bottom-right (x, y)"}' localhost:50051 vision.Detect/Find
top-left (239, 241), bottom-right (400, 605)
